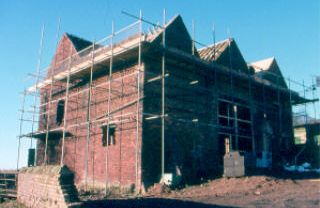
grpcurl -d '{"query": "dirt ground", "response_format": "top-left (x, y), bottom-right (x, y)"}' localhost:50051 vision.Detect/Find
top-left (82, 172), bottom-right (320, 208)
top-left (1, 172), bottom-right (319, 208)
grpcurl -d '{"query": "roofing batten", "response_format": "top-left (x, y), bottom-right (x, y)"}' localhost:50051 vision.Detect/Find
top-left (197, 38), bottom-right (231, 62)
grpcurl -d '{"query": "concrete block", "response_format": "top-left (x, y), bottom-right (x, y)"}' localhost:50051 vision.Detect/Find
top-left (223, 151), bottom-right (245, 178)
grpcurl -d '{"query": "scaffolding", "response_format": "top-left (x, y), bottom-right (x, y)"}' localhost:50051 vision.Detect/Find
top-left (0, 170), bottom-right (17, 198)
top-left (17, 14), bottom-right (144, 191)
top-left (17, 11), bottom-right (319, 193)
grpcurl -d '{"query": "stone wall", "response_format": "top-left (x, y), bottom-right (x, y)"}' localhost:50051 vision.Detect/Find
top-left (17, 165), bottom-right (81, 208)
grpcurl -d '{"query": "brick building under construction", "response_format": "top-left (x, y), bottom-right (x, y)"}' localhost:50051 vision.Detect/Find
top-left (19, 14), bottom-right (306, 192)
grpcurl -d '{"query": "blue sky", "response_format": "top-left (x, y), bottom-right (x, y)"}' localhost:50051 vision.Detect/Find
top-left (0, 0), bottom-right (319, 169)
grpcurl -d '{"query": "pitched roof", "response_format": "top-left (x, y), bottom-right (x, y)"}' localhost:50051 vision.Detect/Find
top-left (250, 57), bottom-right (275, 72)
top-left (198, 38), bottom-right (249, 73)
top-left (65, 33), bottom-right (93, 52)
top-left (146, 15), bottom-right (179, 42)
top-left (147, 15), bottom-right (196, 55)
top-left (249, 57), bottom-right (288, 88)
top-left (198, 38), bottom-right (231, 62)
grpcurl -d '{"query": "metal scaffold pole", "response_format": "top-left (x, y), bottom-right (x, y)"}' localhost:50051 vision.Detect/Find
top-left (212, 23), bottom-right (216, 60)
top-left (288, 77), bottom-right (294, 146)
top-left (135, 10), bottom-right (142, 192)
top-left (44, 18), bottom-right (61, 165)
top-left (311, 77), bottom-right (317, 119)
top-left (277, 75), bottom-right (283, 148)
top-left (249, 79), bottom-right (255, 154)
top-left (161, 9), bottom-right (166, 179)
top-left (85, 42), bottom-right (95, 190)
top-left (192, 19), bottom-right (195, 56)
top-left (105, 21), bottom-right (114, 194)
top-left (17, 90), bottom-right (27, 170)
top-left (60, 44), bottom-right (73, 166)
top-left (303, 80), bottom-right (308, 125)
top-left (43, 84), bottom-right (53, 164)
top-left (31, 25), bottom-right (45, 154)
top-left (43, 71), bottom-right (54, 165)
top-left (288, 77), bottom-right (292, 107)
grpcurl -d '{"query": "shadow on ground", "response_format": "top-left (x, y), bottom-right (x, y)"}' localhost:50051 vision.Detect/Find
top-left (82, 197), bottom-right (235, 208)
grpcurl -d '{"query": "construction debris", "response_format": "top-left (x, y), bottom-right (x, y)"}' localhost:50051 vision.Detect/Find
top-left (284, 162), bottom-right (320, 173)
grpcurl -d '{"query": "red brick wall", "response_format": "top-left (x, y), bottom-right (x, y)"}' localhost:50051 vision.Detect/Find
top-left (37, 62), bottom-right (144, 190)
top-left (49, 34), bottom-right (78, 76)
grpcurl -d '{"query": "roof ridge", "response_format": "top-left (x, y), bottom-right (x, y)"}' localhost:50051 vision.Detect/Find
top-left (65, 32), bottom-right (92, 43)
top-left (250, 57), bottom-right (276, 72)
top-left (164, 14), bottom-right (180, 28)
top-left (198, 38), bottom-right (233, 51)
top-left (249, 56), bottom-right (275, 65)
top-left (146, 14), bottom-right (182, 42)
top-left (64, 33), bottom-right (93, 52)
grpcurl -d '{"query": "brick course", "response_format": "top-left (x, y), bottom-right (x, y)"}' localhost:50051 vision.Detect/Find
top-left (17, 165), bottom-right (81, 208)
